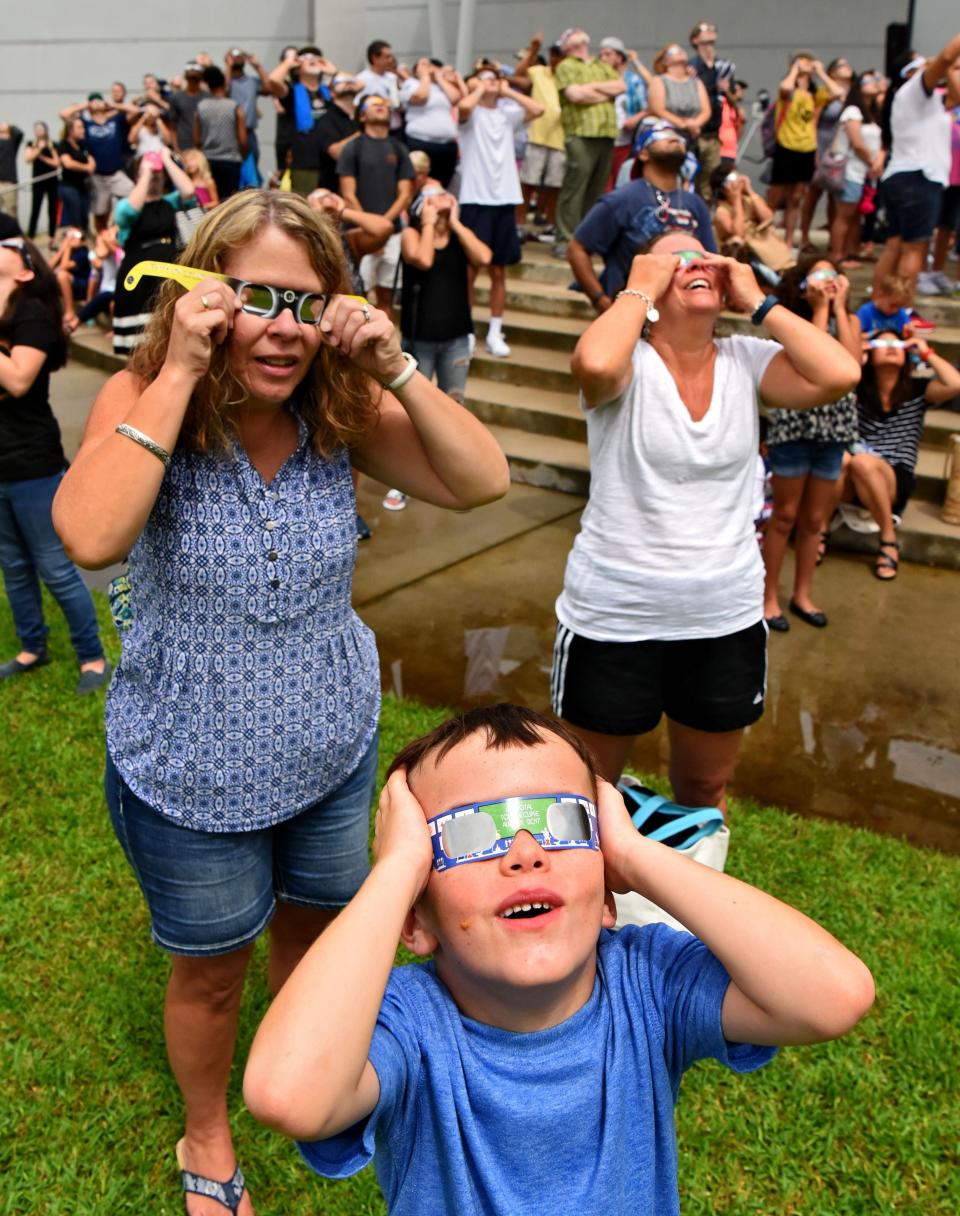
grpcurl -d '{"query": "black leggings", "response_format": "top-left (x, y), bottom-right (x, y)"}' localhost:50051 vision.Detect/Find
top-left (28, 179), bottom-right (59, 238)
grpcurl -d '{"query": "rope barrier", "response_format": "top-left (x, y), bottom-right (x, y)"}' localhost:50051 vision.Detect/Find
top-left (0, 168), bottom-right (62, 196)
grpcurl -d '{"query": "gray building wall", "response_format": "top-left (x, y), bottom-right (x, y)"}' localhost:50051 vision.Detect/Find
top-left (1, 0), bottom-right (909, 217)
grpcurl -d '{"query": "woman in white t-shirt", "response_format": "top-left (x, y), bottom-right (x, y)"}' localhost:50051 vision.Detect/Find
top-left (829, 72), bottom-right (885, 266)
top-left (551, 230), bottom-right (860, 811)
top-left (401, 59), bottom-right (464, 188)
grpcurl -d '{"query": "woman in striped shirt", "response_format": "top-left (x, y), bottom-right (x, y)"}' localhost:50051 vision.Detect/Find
top-left (839, 331), bottom-right (960, 579)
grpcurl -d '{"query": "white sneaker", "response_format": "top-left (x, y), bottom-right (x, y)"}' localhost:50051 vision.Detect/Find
top-left (485, 333), bottom-right (511, 358)
top-left (916, 271), bottom-right (944, 296)
top-left (382, 489), bottom-right (407, 511)
top-left (932, 270), bottom-right (957, 295)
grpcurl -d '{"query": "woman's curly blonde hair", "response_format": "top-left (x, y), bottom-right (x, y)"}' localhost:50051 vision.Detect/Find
top-left (128, 190), bottom-right (380, 457)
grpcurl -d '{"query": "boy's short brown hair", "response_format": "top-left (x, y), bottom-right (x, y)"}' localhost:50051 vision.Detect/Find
top-left (387, 704), bottom-right (599, 795)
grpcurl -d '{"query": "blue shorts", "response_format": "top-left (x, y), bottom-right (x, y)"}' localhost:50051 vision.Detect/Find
top-left (838, 178), bottom-right (864, 206)
top-left (104, 736), bottom-right (377, 957)
top-left (880, 170), bottom-right (943, 244)
top-left (458, 203), bottom-right (522, 266)
top-left (767, 439), bottom-right (846, 481)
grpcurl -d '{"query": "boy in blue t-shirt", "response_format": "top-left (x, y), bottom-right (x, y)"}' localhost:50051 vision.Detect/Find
top-left (856, 274), bottom-right (917, 336)
top-left (245, 705), bottom-right (873, 1216)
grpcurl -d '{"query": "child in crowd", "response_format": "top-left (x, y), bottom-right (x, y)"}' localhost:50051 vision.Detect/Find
top-left (856, 274), bottom-right (918, 336)
top-left (244, 704), bottom-right (874, 1215)
top-left (182, 147), bottom-right (219, 209)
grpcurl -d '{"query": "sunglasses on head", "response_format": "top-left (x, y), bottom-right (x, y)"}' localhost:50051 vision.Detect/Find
top-left (426, 792), bottom-right (599, 873)
top-left (0, 237), bottom-right (33, 270)
top-left (124, 260), bottom-right (367, 324)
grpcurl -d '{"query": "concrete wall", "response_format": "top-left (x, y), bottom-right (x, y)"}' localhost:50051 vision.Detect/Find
top-left (1, 0), bottom-right (909, 221)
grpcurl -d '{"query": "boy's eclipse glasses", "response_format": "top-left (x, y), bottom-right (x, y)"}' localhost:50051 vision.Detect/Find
top-left (426, 793), bottom-right (599, 873)
top-left (124, 260), bottom-right (367, 325)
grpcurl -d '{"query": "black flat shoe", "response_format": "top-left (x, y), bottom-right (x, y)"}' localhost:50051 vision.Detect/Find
top-left (0, 651), bottom-right (50, 679)
top-left (789, 600), bottom-right (828, 628)
top-left (765, 614), bottom-right (790, 632)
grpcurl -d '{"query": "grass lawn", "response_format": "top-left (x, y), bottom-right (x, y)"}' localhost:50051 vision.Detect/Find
top-left (2, 591), bottom-right (959, 1214)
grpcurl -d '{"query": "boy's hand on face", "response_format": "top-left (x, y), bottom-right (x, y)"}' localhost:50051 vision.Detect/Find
top-left (373, 769), bottom-right (434, 898)
top-left (596, 778), bottom-right (640, 894)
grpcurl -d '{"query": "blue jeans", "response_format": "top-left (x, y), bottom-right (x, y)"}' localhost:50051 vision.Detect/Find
top-left (406, 334), bottom-right (471, 401)
top-left (0, 472), bottom-right (104, 661)
top-left (58, 183), bottom-right (90, 232)
top-left (105, 732), bottom-right (378, 956)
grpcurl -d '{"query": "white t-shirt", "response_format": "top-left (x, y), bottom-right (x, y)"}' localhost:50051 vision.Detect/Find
top-left (400, 79), bottom-right (458, 142)
top-left (834, 105), bottom-right (882, 184)
top-left (556, 335), bottom-right (781, 642)
top-left (458, 101), bottom-right (526, 205)
top-left (882, 71), bottom-right (952, 186)
top-left (357, 69), bottom-right (403, 129)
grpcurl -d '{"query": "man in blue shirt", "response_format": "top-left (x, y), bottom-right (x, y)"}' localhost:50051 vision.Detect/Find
top-left (244, 704), bottom-right (874, 1216)
top-left (568, 119), bottom-right (716, 311)
top-left (58, 93), bottom-right (136, 231)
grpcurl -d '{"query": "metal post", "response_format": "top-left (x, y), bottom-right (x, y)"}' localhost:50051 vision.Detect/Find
top-left (455, 0), bottom-right (477, 77)
top-left (426, 0), bottom-right (447, 63)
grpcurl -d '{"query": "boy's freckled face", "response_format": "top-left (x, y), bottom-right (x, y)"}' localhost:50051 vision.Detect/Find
top-left (406, 735), bottom-right (615, 1014)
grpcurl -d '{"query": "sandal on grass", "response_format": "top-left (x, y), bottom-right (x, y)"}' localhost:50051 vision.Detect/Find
top-left (176, 1139), bottom-right (246, 1214)
top-left (874, 538), bottom-right (900, 581)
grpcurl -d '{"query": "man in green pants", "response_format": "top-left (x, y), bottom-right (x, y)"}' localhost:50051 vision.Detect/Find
top-left (553, 28), bottom-right (625, 255)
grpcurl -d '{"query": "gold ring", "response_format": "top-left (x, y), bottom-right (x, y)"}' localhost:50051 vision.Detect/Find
top-left (201, 295), bottom-right (210, 310)
top-left (361, 304), bottom-right (371, 323)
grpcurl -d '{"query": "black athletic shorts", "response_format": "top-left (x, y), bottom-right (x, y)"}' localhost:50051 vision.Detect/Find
top-left (551, 620), bottom-right (768, 736)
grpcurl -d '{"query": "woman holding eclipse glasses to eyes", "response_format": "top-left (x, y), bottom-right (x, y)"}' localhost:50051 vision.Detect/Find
top-left (551, 230), bottom-right (860, 821)
top-left (53, 190), bottom-right (508, 1214)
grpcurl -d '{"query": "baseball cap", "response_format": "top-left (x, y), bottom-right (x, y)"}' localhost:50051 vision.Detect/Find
top-left (599, 37), bottom-right (627, 54)
top-left (184, 61), bottom-right (203, 74)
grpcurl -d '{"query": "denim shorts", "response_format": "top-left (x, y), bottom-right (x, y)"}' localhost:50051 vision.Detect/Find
top-left (104, 735), bottom-right (377, 957)
top-left (767, 439), bottom-right (846, 481)
top-left (838, 178), bottom-right (864, 206)
top-left (880, 170), bottom-right (943, 244)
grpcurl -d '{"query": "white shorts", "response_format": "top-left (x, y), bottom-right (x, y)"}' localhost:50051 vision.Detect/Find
top-left (520, 143), bottom-right (566, 190)
top-left (360, 230), bottom-right (402, 292)
top-left (91, 170), bottom-right (133, 218)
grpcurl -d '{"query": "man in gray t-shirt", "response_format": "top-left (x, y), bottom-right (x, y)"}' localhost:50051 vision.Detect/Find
top-left (226, 48), bottom-right (276, 181)
top-left (169, 62), bottom-right (205, 151)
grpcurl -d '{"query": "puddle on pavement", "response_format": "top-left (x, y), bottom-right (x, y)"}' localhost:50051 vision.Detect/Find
top-left (366, 597), bottom-right (960, 856)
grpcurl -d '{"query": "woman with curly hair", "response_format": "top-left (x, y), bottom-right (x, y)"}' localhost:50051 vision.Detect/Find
top-left (53, 190), bottom-right (508, 1214)
top-left (762, 252), bottom-right (861, 629)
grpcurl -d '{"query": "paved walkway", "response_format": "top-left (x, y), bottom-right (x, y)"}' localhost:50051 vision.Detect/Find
top-left (52, 361), bottom-right (960, 853)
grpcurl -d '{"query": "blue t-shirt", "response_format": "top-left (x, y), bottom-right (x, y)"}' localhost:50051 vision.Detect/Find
top-left (82, 114), bottom-right (128, 175)
top-left (574, 178), bottom-right (717, 298)
top-left (299, 925), bottom-right (776, 1215)
top-left (856, 300), bottom-right (912, 337)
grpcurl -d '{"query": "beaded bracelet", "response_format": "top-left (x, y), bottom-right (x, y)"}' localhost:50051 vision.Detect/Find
top-left (115, 423), bottom-right (171, 468)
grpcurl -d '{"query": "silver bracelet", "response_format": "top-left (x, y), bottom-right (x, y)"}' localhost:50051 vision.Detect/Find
top-left (115, 423), bottom-right (171, 468)
top-left (614, 288), bottom-right (659, 323)
top-left (382, 351), bottom-right (419, 392)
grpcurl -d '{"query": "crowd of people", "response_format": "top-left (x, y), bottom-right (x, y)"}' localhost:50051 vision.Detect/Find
top-left (2, 19), bottom-right (959, 1216)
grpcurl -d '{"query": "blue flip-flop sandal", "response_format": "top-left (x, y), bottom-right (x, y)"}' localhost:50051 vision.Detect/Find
top-left (176, 1138), bottom-right (246, 1214)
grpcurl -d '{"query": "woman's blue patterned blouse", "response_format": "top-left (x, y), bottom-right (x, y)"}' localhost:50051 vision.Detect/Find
top-left (105, 424), bottom-right (380, 832)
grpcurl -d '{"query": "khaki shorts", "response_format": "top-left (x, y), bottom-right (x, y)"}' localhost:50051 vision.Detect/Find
top-left (520, 143), bottom-right (566, 190)
top-left (90, 170), bottom-right (134, 218)
top-left (360, 230), bottom-right (402, 292)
